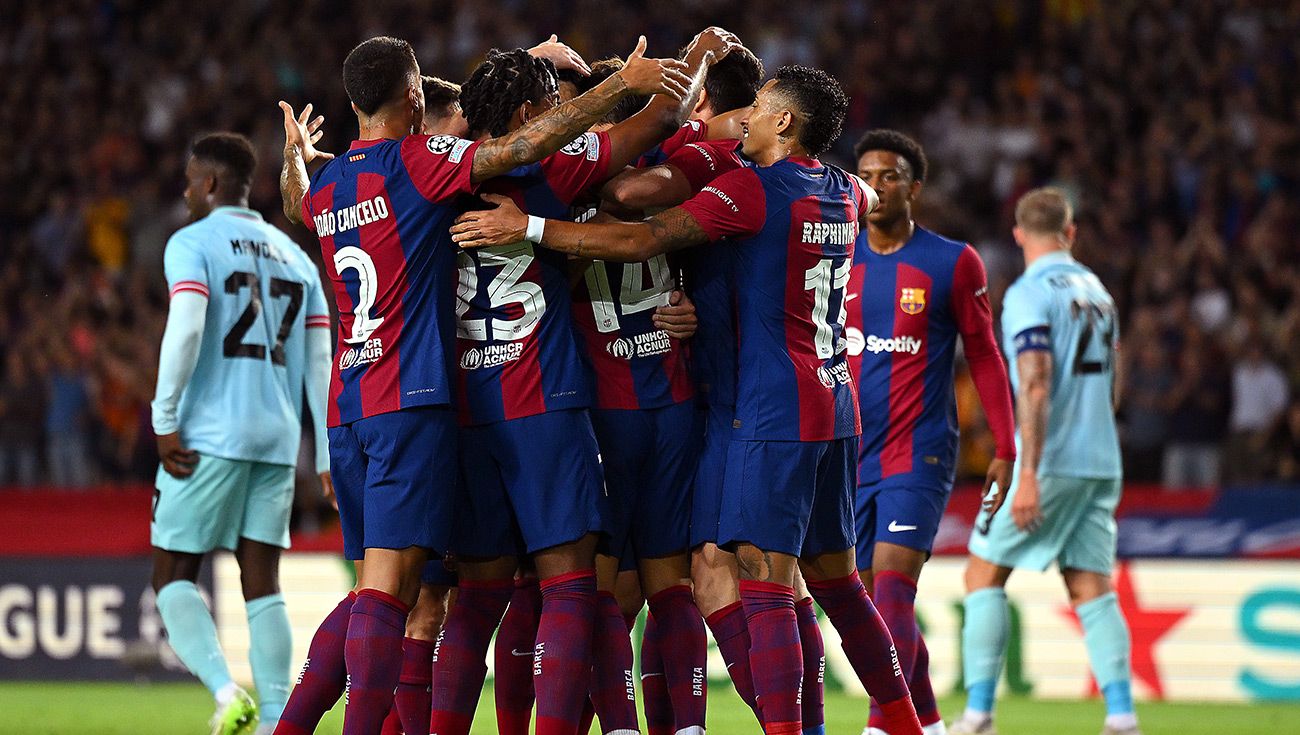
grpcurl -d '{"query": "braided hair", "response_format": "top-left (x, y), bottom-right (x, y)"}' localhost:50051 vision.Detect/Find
top-left (460, 48), bottom-right (560, 138)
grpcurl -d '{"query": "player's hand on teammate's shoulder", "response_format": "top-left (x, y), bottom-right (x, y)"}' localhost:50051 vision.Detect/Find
top-left (1011, 468), bottom-right (1044, 533)
top-left (279, 101), bottom-right (334, 164)
top-left (653, 290), bottom-right (698, 340)
top-left (451, 194), bottom-right (528, 249)
top-left (528, 34), bottom-right (591, 76)
top-left (156, 432), bottom-right (199, 479)
top-left (319, 471), bottom-right (337, 511)
top-left (617, 36), bottom-right (693, 101)
top-left (981, 457), bottom-right (1013, 518)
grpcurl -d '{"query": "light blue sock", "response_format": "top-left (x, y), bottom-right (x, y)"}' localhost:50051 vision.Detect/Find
top-left (246, 593), bottom-right (292, 724)
top-left (803, 725), bottom-right (826, 735)
top-left (962, 587), bottom-right (1010, 715)
top-left (156, 580), bottom-right (232, 697)
top-left (1077, 592), bottom-right (1134, 716)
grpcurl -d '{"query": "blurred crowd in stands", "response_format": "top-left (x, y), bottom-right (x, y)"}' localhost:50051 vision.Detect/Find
top-left (1, 0), bottom-right (1298, 502)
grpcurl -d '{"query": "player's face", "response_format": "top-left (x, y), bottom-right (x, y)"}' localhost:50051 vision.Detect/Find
top-left (182, 157), bottom-right (214, 221)
top-left (857, 150), bottom-right (919, 225)
top-left (739, 81), bottom-right (785, 157)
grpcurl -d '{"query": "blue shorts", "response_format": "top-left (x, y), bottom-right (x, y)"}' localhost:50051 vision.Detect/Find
top-left (689, 403), bottom-right (732, 547)
top-left (421, 558), bottom-right (459, 587)
top-left (718, 436), bottom-right (859, 558)
top-left (328, 406), bottom-right (458, 561)
top-left (591, 400), bottom-right (699, 565)
top-left (854, 480), bottom-right (950, 569)
top-left (454, 410), bottom-right (606, 558)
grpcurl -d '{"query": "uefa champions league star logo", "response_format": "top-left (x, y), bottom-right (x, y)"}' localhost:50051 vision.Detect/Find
top-left (427, 135), bottom-right (457, 155)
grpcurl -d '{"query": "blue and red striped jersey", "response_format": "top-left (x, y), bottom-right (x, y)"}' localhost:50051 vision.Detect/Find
top-left (636, 119), bottom-right (710, 167)
top-left (681, 157), bottom-right (870, 441)
top-left (845, 227), bottom-right (1013, 489)
top-left (570, 251), bottom-right (694, 411)
top-left (302, 134), bottom-right (481, 427)
top-left (453, 132), bottom-right (612, 425)
top-left (665, 140), bottom-right (748, 409)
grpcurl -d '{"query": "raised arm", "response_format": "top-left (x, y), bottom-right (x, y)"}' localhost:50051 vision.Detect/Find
top-left (470, 36), bottom-right (693, 183)
top-left (278, 102), bottom-right (333, 225)
top-left (601, 28), bottom-right (740, 173)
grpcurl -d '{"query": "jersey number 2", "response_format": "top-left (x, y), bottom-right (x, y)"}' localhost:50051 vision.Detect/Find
top-left (1070, 300), bottom-right (1115, 375)
top-left (222, 272), bottom-right (303, 366)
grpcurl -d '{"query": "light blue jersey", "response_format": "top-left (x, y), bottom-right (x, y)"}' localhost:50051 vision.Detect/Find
top-left (1001, 250), bottom-right (1121, 479)
top-left (162, 206), bottom-right (329, 466)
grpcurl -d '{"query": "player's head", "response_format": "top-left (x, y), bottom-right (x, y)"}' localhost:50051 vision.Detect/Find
top-left (343, 36), bottom-right (423, 135)
top-left (184, 132), bottom-right (256, 220)
top-left (693, 46), bottom-right (763, 119)
top-left (422, 75), bottom-right (469, 137)
top-left (854, 129), bottom-right (927, 227)
top-left (460, 48), bottom-right (560, 138)
top-left (1013, 187), bottom-right (1075, 251)
top-left (740, 65), bottom-right (847, 161)
top-left (556, 67), bottom-right (585, 104)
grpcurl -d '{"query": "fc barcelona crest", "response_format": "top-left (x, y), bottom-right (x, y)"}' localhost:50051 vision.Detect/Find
top-left (900, 287), bottom-right (926, 315)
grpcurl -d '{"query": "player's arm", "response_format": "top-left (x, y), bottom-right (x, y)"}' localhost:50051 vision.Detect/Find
top-left (278, 103), bottom-right (333, 225)
top-left (151, 282), bottom-right (208, 479)
top-left (1010, 336), bottom-right (1052, 533)
top-left (601, 28), bottom-right (740, 173)
top-left (454, 166), bottom-right (764, 260)
top-left (301, 275), bottom-right (335, 506)
top-left (951, 246), bottom-right (1017, 513)
top-left (1111, 338), bottom-right (1124, 412)
top-left (469, 36), bottom-right (693, 183)
top-left (600, 162), bottom-right (696, 211)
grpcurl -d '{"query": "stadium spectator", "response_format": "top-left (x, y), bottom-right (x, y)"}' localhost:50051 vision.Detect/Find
top-left (1226, 343), bottom-right (1291, 484)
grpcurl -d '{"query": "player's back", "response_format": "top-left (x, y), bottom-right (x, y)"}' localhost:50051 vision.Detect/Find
top-left (454, 132), bottom-right (611, 425)
top-left (729, 157), bottom-right (865, 442)
top-left (167, 206), bottom-right (327, 465)
top-left (303, 134), bottom-right (481, 426)
top-left (1002, 251), bottom-right (1121, 479)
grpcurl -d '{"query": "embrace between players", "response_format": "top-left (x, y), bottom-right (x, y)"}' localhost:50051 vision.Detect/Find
top-left (150, 22), bottom-right (1141, 735)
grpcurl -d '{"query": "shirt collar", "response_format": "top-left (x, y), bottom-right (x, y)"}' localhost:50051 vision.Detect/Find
top-left (213, 205), bottom-right (263, 221)
top-left (1025, 249), bottom-right (1074, 274)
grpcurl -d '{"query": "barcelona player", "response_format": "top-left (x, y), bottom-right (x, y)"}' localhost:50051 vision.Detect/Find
top-left (452, 65), bottom-right (925, 735)
top-left (951, 189), bottom-right (1138, 735)
top-left (847, 130), bottom-right (1016, 735)
top-left (275, 35), bottom-right (691, 735)
top-left (430, 32), bottom-right (733, 735)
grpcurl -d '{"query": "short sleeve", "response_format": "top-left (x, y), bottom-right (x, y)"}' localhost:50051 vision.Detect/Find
top-left (539, 131), bottom-right (613, 205)
top-left (665, 141), bottom-right (745, 194)
top-left (1001, 279), bottom-right (1052, 353)
top-left (400, 135), bottom-right (482, 203)
top-left (636, 120), bottom-right (709, 167)
top-left (163, 233), bottom-right (210, 299)
top-left (678, 167), bottom-right (767, 242)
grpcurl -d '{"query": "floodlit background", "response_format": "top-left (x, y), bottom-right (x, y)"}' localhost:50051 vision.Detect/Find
top-left (1, 1), bottom-right (1298, 732)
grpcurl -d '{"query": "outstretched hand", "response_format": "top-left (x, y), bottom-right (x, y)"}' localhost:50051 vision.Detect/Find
top-left (279, 101), bottom-right (334, 164)
top-left (451, 194), bottom-right (529, 249)
top-left (528, 34), bottom-right (592, 76)
top-left (617, 36), bottom-right (694, 100)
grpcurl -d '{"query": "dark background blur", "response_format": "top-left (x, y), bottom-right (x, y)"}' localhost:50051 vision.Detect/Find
top-left (2, 1), bottom-right (1298, 526)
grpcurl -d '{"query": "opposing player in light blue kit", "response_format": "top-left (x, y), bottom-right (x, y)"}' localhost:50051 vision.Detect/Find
top-left (150, 132), bottom-right (332, 735)
top-left (950, 188), bottom-right (1139, 735)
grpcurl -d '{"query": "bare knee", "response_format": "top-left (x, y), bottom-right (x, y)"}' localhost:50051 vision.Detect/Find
top-left (406, 584), bottom-right (450, 641)
top-left (1062, 568), bottom-right (1111, 606)
top-left (964, 556), bottom-right (1012, 593)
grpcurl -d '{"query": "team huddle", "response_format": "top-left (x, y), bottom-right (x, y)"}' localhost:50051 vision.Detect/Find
top-left (148, 26), bottom-right (1140, 735)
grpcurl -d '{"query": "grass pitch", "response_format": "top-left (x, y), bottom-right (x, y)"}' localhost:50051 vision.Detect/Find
top-left (2, 681), bottom-right (1297, 734)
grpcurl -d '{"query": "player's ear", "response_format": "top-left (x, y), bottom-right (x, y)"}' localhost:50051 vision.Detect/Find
top-left (692, 88), bottom-right (710, 117)
top-left (775, 109), bottom-right (794, 139)
top-left (1063, 222), bottom-right (1078, 246)
top-left (907, 179), bottom-right (922, 201)
top-left (1011, 226), bottom-right (1026, 249)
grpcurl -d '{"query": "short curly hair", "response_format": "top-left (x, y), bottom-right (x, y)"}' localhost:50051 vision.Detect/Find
top-left (771, 65), bottom-right (847, 157)
top-left (853, 129), bottom-right (928, 182)
top-left (191, 132), bottom-right (256, 190)
top-left (343, 37), bottom-right (418, 116)
top-left (460, 48), bottom-right (559, 138)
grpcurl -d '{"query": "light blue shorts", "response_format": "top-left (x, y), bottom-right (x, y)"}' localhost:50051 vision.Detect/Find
top-left (152, 456), bottom-right (294, 553)
top-left (967, 475), bottom-right (1120, 574)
